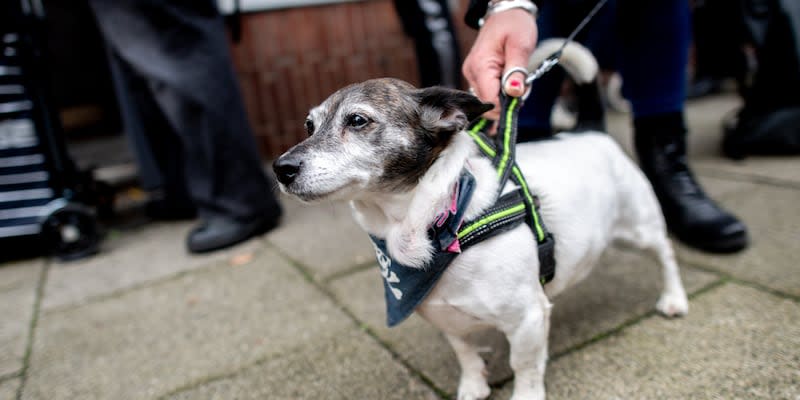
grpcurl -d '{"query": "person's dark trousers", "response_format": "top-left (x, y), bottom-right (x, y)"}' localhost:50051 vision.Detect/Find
top-left (105, 51), bottom-right (196, 219)
top-left (89, 0), bottom-right (281, 250)
top-left (689, 0), bottom-right (750, 98)
top-left (394, 0), bottom-right (462, 88)
top-left (517, 0), bottom-right (617, 139)
top-left (514, 0), bottom-right (748, 253)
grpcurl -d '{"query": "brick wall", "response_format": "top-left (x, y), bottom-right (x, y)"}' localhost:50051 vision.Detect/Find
top-left (228, 0), bottom-right (477, 158)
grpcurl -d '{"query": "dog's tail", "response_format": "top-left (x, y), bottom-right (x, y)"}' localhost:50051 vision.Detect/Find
top-left (528, 39), bottom-right (598, 84)
top-left (528, 39), bottom-right (605, 131)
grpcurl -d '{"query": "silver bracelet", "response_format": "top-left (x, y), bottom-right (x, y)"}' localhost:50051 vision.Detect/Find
top-left (479, 0), bottom-right (538, 27)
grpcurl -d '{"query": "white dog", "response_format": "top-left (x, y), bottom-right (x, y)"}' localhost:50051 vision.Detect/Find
top-left (273, 41), bottom-right (689, 400)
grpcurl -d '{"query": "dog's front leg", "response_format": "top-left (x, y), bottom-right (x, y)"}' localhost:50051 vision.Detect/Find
top-left (445, 333), bottom-right (491, 400)
top-left (503, 300), bottom-right (552, 400)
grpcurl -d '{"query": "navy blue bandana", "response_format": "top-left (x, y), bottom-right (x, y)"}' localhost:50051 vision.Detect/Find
top-left (369, 171), bottom-right (476, 327)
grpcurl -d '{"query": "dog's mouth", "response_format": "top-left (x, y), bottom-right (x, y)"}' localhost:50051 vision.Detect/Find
top-left (280, 180), bottom-right (360, 203)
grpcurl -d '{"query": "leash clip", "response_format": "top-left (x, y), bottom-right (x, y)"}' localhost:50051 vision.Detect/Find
top-left (501, 52), bottom-right (561, 101)
top-left (525, 52), bottom-right (561, 84)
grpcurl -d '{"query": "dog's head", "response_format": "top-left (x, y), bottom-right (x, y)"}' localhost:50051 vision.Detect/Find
top-left (273, 78), bottom-right (491, 202)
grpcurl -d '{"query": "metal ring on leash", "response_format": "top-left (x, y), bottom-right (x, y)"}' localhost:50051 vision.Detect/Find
top-left (496, 0), bottom-right (608, 101)
top-left (501, 67), bottom-right (532, 100)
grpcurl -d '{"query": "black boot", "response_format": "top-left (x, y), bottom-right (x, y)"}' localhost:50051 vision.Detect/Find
top-left (187, 209), bottom-right (282, 254)
top-left (634, 113), bottom-right (749, 253)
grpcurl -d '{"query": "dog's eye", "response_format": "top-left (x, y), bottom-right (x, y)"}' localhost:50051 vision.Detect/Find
top-left (304, 119), bottom-right (315, 136)
top-left (346, 114), bottom-right (369, 129)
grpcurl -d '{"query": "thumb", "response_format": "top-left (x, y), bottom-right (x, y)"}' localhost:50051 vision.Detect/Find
top-left (503, 29), bottom-right (536, 97)
top-left (502, 36), bottom-right (535, 98)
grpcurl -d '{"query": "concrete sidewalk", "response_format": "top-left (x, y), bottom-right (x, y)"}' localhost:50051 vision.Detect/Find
top-left (2, 94), bottom-right (799, 400)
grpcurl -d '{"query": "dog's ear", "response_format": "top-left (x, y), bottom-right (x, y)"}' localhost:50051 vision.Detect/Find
top-left (415, 87), bottom-right (493, 135)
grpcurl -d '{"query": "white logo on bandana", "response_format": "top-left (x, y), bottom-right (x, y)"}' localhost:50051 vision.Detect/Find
top-left (372, 242), bottom-right (403, 300)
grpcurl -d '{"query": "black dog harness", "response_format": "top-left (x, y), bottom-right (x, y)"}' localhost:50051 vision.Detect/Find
top-left (369, 92), bottom-right (556, 327)
top-left (464, 94), bottom-right (556, 285)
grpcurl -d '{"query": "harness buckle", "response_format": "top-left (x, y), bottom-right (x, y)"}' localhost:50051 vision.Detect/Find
top-left (537, 233), bottom-right (556, 284)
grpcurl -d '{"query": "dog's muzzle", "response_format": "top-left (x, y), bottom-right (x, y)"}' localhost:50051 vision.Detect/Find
top-left (272, 155), bottom-right (302, 185)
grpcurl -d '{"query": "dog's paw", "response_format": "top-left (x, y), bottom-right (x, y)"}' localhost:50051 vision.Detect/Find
top-left (457, 378), bottom-right (490, 400)
top-left (656, 290), bottom-right (689, 318)
top-left (509, 387), bottom-right (545, 400)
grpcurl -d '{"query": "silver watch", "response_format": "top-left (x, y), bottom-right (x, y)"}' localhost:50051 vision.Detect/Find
top-left (479, 0), bottom-right (538, 27)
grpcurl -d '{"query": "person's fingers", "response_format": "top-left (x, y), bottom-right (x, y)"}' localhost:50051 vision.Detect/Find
top-left (462, 8), bottom-right (538, 124)
top-left (474, 66), bottom-right (502, 120)
top-left (463, 45), bottom-right (502, 120)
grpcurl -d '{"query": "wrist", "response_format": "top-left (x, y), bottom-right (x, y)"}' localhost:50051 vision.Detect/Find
top-left (479, 0), bottom-right (538, 27)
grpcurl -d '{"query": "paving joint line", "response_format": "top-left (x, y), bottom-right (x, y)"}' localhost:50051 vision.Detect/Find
top-left (15, 259), bottom-right (50, 400)
top-left (266, 243), bottom-right (743, 396)
top-left (265, 242), bottom-right (451, 400)
top-left (41, 244), bottom-right (270, 316)
top-left (557, 277), bottom-right (726, 356)
top-left (482, 277), bottom-right (731, 391)
top-left (677, 257), bottom-right (800, 303)
top-left (696, 167), bottom-right (800, 190)
top-left (0, 372), bottom-right (21, 384)
top-left (157, 340), bottom-right (350, 399)
top-left (322, 261), bottom-right (376, 284)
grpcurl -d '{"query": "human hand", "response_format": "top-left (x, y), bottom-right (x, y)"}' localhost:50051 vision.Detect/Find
top-left (462, 8), bottom-right (538, 121)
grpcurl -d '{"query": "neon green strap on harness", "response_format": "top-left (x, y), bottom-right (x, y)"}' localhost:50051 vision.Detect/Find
top-left (459, 93), bottom-right (556, 285)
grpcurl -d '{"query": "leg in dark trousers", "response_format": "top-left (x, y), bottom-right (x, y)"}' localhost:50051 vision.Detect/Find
top-left (89, 0), bottom-right (281, 252)
top-left (517, 0), bottom-right (617, 140)
top-left (106, 52), bottom-right (195, 219)
top-left (518, 0), bottom-right (748, 252)
top-left (394, 0), bottom-right (462, 88)
top-left (620, 0), bottom-right (748, 253)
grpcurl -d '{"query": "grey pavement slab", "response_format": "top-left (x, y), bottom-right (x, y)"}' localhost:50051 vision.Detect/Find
top-left (695, 156), bottom-right (800, 187)
top-left (548, 247), bottom-right (717, 353)
top-left (167, 330), bottom-right (439, 400)
top-left (330, 271), bottom-right (460, 393)
top-left (42, 220), bottom-right (265, 312)
top-left (538, 284), bottom-right (800, 400)
top-left (0, 259), bottom-right (43, 378)
top-left (0, 378), bottom-right (19, 400)
top-left (23, 248), bottom-right (354, 400)
top-left (328, 246), bottom-right (718, 395)
top-left (266, 194), bottom-right (375, 280)
top-left (674, 179), bottom-right (800, 297)
top-left (606, 94), bottom-right (741, 160)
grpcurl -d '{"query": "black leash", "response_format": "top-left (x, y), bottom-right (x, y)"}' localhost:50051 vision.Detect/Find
top-left (463, 0), bottom-right (609, 285)
top-left (525, 0), bottom-right (608, 84)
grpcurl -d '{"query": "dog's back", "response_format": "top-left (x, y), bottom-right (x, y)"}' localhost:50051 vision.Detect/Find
top-left (512, 131), bottom-right (665, 294)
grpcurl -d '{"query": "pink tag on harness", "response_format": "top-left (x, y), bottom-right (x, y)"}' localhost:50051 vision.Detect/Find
top-left (446, 239), bottom-right (462, 253)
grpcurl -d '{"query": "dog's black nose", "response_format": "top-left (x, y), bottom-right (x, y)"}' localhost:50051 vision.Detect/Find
top-left (273, 156), bottom-right (302, 185)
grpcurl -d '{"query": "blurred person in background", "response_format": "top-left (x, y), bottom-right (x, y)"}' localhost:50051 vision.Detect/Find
top-left (88, 0), bottom-right (282, 253)
top-left (721, 0), bottom-right (800, 158)
top-left (688, 0), bottom-right (752, 99)
top-left (394, 0), bottom-right (462, 88)
top-left (462, 0), bottom-right (749, 253)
